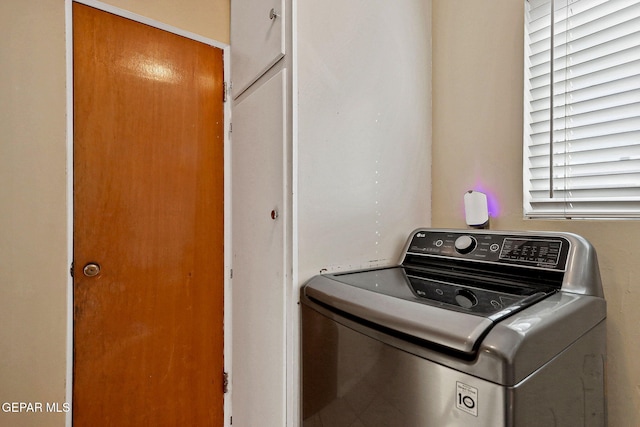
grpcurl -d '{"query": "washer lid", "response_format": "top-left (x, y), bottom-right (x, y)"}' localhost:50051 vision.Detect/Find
top-left (303, 269), bottom-right (498, 355)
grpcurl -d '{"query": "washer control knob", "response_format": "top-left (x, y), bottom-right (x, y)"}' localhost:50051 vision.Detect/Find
top-left (454, 235), bottom-right (477, 254)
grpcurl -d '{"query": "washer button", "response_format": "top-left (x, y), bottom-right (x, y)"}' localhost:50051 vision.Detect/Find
top-left (455, 289), bottom-right (478, 309)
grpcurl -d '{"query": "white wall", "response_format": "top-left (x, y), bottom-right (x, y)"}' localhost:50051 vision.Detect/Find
top-left (297, 0), bottom-right (433, 283)
top-left (432, 1), bottom-right (640, 425)
top-left (0, 2), bottom-right (68, 426)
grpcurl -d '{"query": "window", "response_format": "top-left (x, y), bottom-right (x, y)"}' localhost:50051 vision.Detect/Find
top-left (523, 0), bottom-right (640, 218)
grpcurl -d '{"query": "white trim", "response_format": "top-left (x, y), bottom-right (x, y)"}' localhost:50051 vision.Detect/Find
top-left (65, 2), bottom-right (232, 426)
top-left (64, 2), bottom-right (74, 426)
top-left (289, 0), bottom-right (300, 424)
top-left (222, 29), bottom-right (233, 427)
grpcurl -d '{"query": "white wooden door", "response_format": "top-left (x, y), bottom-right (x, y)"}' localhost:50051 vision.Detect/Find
top-left (231, 0), bottom-right (285, 96)
top-left (231, 69), bottom-right (287, 427)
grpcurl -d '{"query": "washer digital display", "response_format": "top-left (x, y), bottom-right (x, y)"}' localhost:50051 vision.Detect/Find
top-left (499, 238), bottom-right (563, 265)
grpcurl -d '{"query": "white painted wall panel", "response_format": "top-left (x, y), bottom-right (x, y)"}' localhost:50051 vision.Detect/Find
top-left (231, 0), bottom-right (285, 96)
top-left (231, 70), bottom-right (287, 427)
top-left (296, 0), bottom-right (433, 283)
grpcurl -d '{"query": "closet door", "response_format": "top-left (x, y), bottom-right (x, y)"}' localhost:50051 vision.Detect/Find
top-left (231, 70), bottom-right (287, 427)
top-left (231, 0), bottom-right (285, 96)
top-left (73, 4), bottom-right (225, 425)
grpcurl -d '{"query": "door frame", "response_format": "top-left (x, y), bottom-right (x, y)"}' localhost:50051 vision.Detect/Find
top-left (64, 1), bottom-right (232, 426)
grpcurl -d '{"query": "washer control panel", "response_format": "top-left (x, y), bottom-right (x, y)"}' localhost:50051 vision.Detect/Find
top-left (406, 230), bottom-right (569, 270)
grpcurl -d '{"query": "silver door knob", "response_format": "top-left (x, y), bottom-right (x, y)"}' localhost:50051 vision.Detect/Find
top-left (269, 8), bottom-right (279, 20)
top-left (83, 263), bottom-right (101, 277)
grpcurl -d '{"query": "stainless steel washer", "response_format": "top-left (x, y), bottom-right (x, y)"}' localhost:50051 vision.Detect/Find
top-left (301, 228), bottom-right (606, 426)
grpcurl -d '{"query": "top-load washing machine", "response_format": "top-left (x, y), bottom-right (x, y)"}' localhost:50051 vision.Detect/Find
top-left (301, 228), bottom-right (606, 426)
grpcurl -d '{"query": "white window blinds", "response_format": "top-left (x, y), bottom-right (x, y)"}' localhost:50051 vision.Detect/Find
top-left (524, 0), bottom-right (640, 218)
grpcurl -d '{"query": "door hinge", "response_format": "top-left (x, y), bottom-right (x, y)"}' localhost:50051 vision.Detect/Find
top-left (70, 262), bottom-right (74, 278)
top-left (223, 81), bottom-right (230, 103)
top-left (223, 371), bottom-right (229, 394)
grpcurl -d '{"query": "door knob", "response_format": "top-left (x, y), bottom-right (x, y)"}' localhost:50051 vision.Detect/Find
top-left (269, 8), bottom-right (279, 20)
top-left (83, 263), bottom-right (101, 277)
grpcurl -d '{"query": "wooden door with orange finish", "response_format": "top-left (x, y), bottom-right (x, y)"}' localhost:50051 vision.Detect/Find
top-left (73, 4), bottom-right (224, 425)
